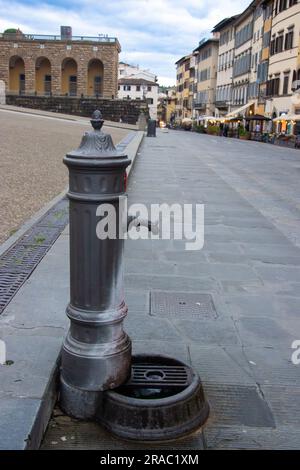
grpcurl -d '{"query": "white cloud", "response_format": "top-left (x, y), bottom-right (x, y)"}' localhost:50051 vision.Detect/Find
top-left (0, 0), bottom-right (250, 84)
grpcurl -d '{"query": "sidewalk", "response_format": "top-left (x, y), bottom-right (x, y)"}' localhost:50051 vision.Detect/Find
top-left (1, 129), bottom-right (300, 449)
top-left (0, 129), bottom-right (143, 450)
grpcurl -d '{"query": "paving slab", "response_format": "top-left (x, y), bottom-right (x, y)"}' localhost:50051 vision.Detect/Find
top-left (203, 425), bottom-right (300, 450)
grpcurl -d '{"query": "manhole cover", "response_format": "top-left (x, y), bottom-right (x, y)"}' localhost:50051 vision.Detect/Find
top-left (150, 291), bottom-right (218, 319)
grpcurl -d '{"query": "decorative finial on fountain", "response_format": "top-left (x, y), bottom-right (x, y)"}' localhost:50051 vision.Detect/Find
top-left (91, 109), bottom-right (104, 131)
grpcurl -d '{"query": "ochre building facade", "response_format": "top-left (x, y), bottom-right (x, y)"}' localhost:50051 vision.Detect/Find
top-left (0, 33), bottom-right (120, 98)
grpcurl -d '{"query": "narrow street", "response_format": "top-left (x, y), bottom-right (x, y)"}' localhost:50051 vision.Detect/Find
top-left (42, 129), bottom-right (300, 449)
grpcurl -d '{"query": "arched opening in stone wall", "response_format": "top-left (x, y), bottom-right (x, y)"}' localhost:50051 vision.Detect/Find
top-left (61, 58), bottom-right (78, 96)
top-left (9, 55), bottom-right (25, 94)
top-left (35, 57), bottom-right (52, 95)
top-left (87, 59), bottom-right (103, 96)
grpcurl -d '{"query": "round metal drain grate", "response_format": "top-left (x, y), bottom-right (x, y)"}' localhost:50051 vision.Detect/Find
top-left (97, 354), bottom-right (209, 441)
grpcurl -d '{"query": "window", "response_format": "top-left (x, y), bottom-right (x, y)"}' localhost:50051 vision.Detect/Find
top-left (266, 77), bottom-right (280, 96)
top-left (279, 0), bottom-right (287, 11)
top-left (220, 30), bottom-right (229, 46)
top-left (69, 75), bottom-right (77, 96)
top-left (257, 61), bottom-right (268, 83)
top-left (196, 90), bottom-right (208, 104)
top-left (285, 29), bottom-right (294, 49)
top-left (263, 4), bottom-right (273, 19)
top-left (94, 76), bottom-right (101, 94)
top-left (270, 39), bottom-right (275, 55)
top-left (235, 21), bottom-right (253, 48)
top-left (283, 74), bottom-right (289, 94)
top-left (198, 47), bottom-right (212, 62)
top-left (233, 51), bottom-right (251, 78)
top-left (146, 98), bottom-right (153, 105)
top-left (147, 86), bottom-right (151, 91)
top-left (136, 85), bottom-right (141, 91)
top-left (263, 31), bottom-right (271, 48)
top-left (199, 68), bottom-right (210, 81)
top-left (123, 85), bottom-right (131, 91)
top-left (275, 34), bottom-right (284, 53)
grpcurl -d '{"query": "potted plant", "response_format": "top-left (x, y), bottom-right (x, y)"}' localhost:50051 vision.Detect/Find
top-left (207, 125), bottom-right (219, 135)
top-left (238, 126), bottom-right (250, 140)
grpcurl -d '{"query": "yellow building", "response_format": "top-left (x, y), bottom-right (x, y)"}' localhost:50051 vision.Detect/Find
top-left (166, 88), bottom-right (177, 124)
top-left (256, 0), bottom-right (274, 115)
top-left (193, 38), bottom-right (219, 118)
top-left (175, 54), bottom-right (193, 120)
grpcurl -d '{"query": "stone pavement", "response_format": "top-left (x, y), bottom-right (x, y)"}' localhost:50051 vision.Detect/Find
top-left (121, 130), bottom-right (300, 449)
top-left (2, 128), bottom-right (300, 449)
top-left (43, 130), bottom-right (300, 449)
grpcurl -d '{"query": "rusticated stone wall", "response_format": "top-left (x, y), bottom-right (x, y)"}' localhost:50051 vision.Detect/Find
top-left (0, 37), bottom-right (120, 98)
top-left (5, 95), bottom-right (149, 124)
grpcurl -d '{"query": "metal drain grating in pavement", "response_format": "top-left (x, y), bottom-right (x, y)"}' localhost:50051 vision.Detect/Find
top-left (128, 363), bottom-right (191, 388)
top-left (0, 272), bottom-right (28, 314)
top-left (20, 226), bottom-right (62, 247)
top-left (38, 198), bottom-right (69, 228)
top-left (0, 244), bottom-right (48, 273)
top-left (0, 196), bottom-right (69, 314)
top-left (150, 291), bottom-right (218, 319)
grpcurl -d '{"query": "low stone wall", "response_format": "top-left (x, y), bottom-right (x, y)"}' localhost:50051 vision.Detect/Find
top-left (5, 95), bottom-right (149, 124)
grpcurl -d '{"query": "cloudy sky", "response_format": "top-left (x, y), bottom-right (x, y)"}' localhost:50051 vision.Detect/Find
top-left (0, 0), bottom-right (249, 86)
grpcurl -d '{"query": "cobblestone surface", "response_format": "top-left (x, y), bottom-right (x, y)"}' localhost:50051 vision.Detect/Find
top-left (0, 108), bottom-right (128, 244)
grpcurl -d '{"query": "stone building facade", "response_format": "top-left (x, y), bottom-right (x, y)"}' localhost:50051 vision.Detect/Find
top-left (0, 31), bottom-right (120, 98)
top-left (213, 16), bottom-right (238, 116)
top-left (193, 38), bottom-right (219, 118)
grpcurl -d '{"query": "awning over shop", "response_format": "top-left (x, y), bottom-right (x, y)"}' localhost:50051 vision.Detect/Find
top-left (226, 101), bottom-right (255, 118)
top-left (198, 115), bottom-right (221, 121)
top-left (273, 113), bottom-right (300, 122)
top-left (245, 114), bottom-right (271, 121)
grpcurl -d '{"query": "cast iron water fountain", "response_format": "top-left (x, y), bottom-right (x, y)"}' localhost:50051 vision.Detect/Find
top-left (60, 110), bottom-right (209, 440)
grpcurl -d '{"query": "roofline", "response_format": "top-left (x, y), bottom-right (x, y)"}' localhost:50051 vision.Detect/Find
top-left (211, 15), bottom-right (240, 32)
top-left (175, 54), bottom-right (192, 65)
top-left (234, 0), bottom-right (259, 27)
top-left (118, 78), bottom-right (158, 86)
top-left (193, 38), bottom-right (219, 53)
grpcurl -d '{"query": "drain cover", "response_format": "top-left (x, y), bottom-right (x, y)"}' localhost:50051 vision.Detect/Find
top-left (0, 244), bottom-right (47, 273)
top-left (0, 196), bottom-right (69, 315)
top-left (150, 291), bottom-right (218, 319)
top-left (128, 363), bottom-right (191, 388)
top-left (0, 272), bottom-right (28, 314)
top-left (97, 355), bottom-right (209, 441)
top-left (20, 226), bottom-right (62, 246)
